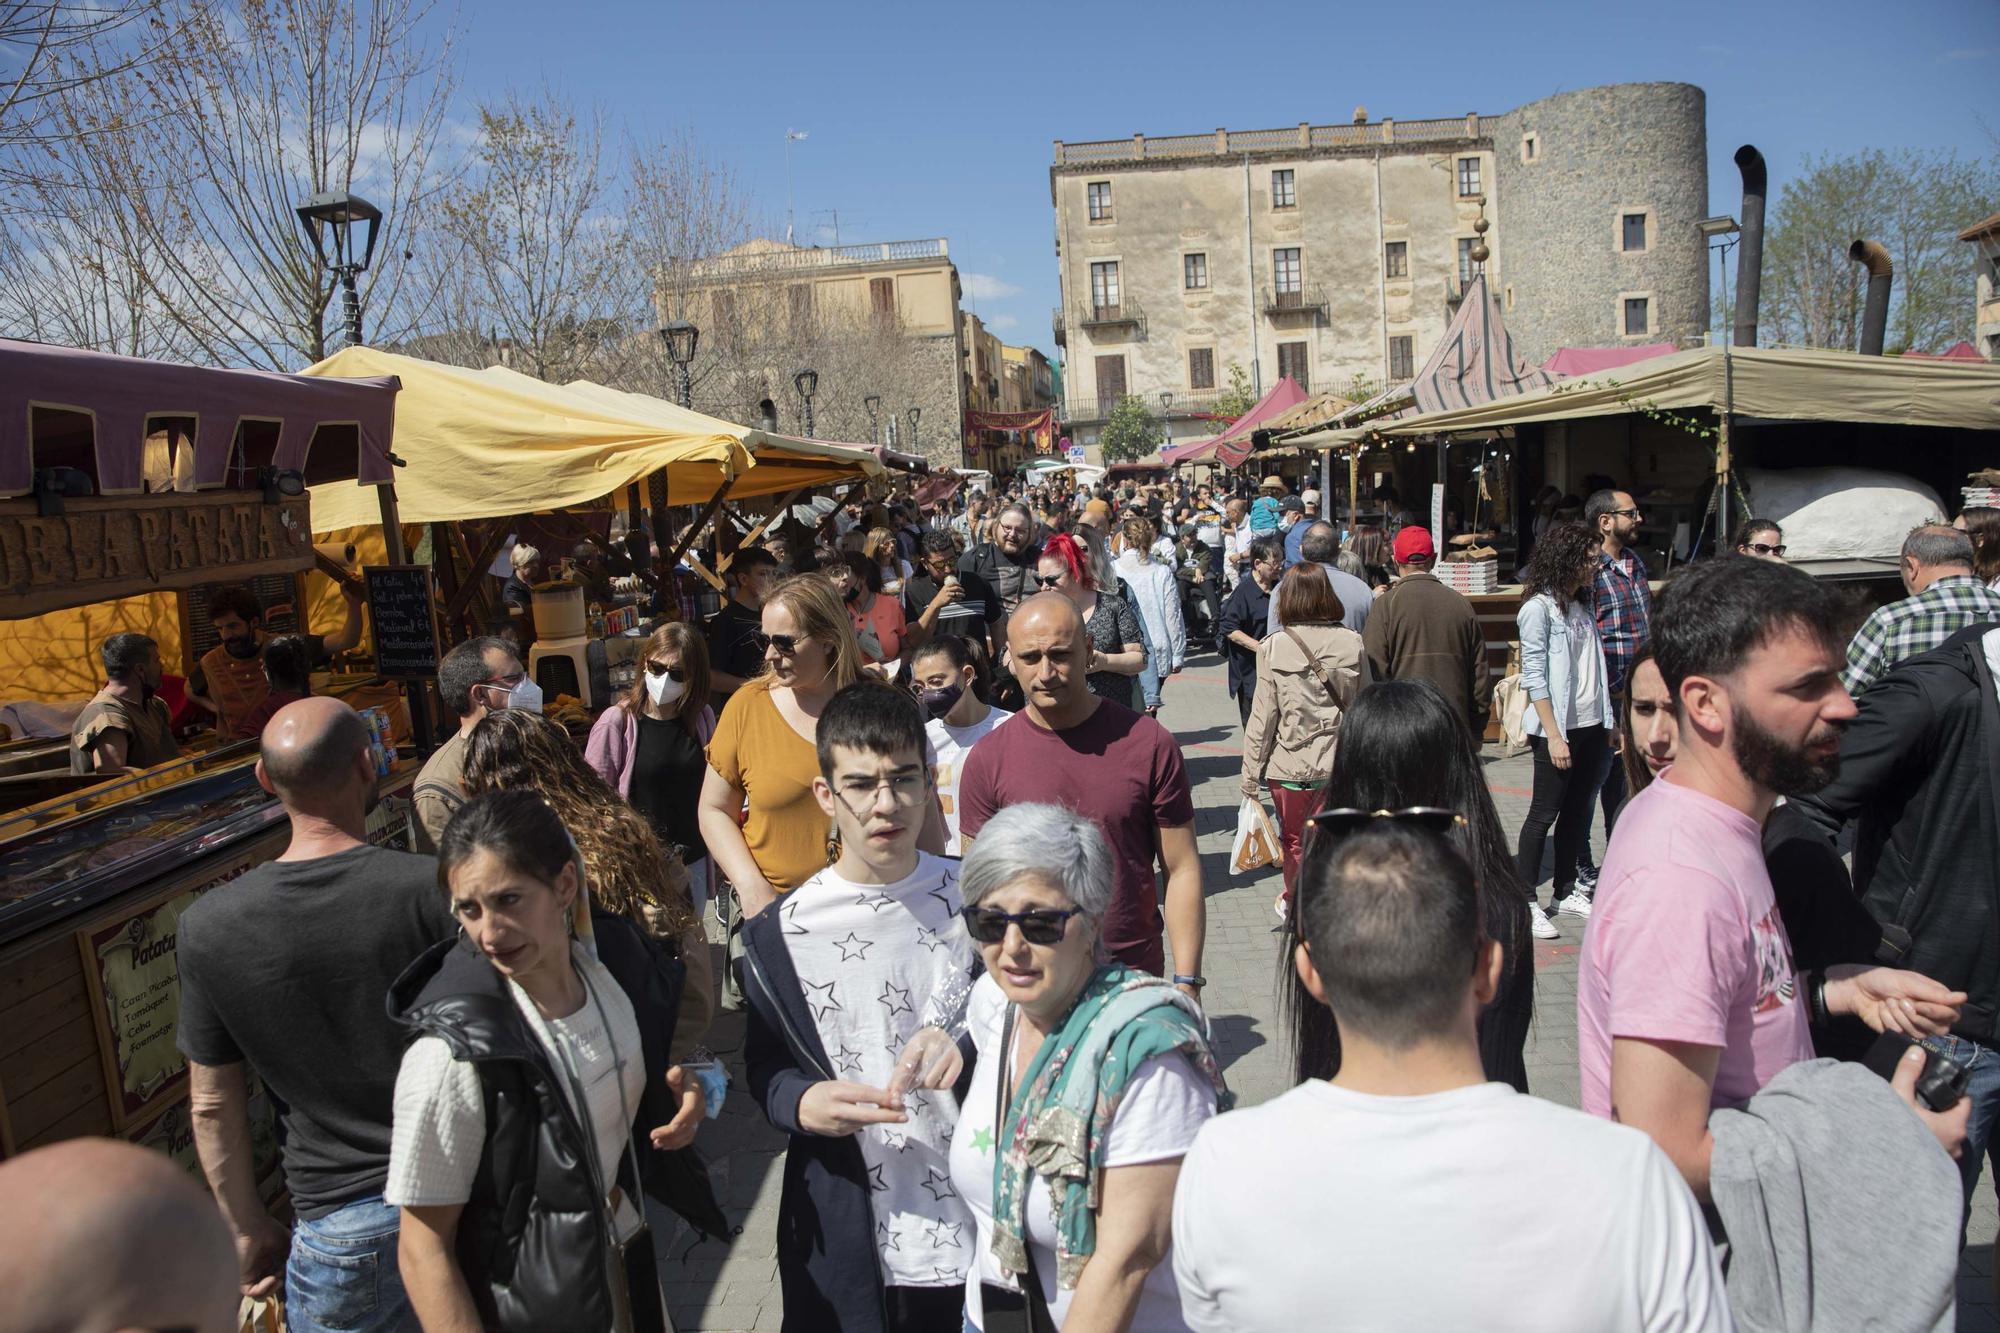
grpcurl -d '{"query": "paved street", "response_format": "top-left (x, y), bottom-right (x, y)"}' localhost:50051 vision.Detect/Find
top-left (658, 651), bottom-right (1998, 1331)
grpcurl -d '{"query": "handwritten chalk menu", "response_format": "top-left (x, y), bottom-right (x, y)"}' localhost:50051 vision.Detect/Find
top-left (365, 565), bottom-right (441, 680)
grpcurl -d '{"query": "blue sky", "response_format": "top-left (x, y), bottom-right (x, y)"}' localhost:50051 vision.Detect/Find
top-left (455, 0), bottom-right (1997, 363)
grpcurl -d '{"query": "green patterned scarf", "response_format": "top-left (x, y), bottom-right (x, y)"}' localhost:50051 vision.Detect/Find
top-left (990, 963), bottom-right (1233, 1289)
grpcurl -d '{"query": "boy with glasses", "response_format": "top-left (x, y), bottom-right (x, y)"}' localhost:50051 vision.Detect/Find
top-left (906, 529), bottom-right (1002, 657)
top-left (741, 682), bottom-right (975, 1332)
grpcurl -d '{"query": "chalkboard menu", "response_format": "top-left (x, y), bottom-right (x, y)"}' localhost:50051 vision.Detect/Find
top-left (364, 565), bottom-right (440, 680)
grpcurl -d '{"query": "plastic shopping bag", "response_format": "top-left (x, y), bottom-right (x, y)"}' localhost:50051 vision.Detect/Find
top-left (1230, 798), bottom-right (1281, 875)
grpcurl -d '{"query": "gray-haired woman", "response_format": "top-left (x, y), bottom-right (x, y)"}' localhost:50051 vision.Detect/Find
top-left (947, 803), bottom-right (1231, 1332)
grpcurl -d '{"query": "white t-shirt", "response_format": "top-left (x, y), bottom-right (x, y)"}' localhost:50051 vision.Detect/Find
top-left (950, 976), bottom-right (1214, 1332)
top-left (386, 944), bottom-right (647, 1238)
top-left (1171, 1081), bottom-right (1729, 1333)
top-left (783, 854), bottom-right (973, 1289)
top-left (926, 707), bottom-right (1013, 856)
top-left (1567, 600), bottom-right (1606, 728)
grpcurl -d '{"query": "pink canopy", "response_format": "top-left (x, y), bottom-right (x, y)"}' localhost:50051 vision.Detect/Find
top-left (1901, 341), bottom-right (1985, 362)
top-left (1540, 344), bottom-right (1679, 377)
top-left (1165, 378), bottom-right (1309, 468)
top-left (1, 338), bottom-right (400, 499)
top-left (1160, 436), bottom-right (1216, 467)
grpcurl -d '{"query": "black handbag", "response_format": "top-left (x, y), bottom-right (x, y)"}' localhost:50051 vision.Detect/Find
top-left (980, 1006), bottom-right (1057, 1333)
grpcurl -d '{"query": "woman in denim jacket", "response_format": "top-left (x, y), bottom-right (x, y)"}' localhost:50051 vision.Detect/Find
top-left (1513, 521), bottom-right (1616, 939)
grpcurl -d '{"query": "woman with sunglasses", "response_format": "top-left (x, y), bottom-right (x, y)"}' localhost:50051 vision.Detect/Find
top-left (1037, 532), bottom-right (1146, 703)
top-left (586, 623), bottom-right (718, 918)
top-left (1280, 680), bottom-right (1536, 1094)
top-left (388, 790), bottom-right (707, 1333)
top-left (865, 525), bottom-right (914, 598)
top-left (700, 576), bottom-right (941, 919)
top-left (949, 802), bottom-right (1230, 1333)
top-left (1731, 518), bottom-right (1787, 562)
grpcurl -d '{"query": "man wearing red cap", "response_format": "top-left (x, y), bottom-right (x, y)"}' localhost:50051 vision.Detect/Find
top-left (1361, 526), bottom-right (1492, 739)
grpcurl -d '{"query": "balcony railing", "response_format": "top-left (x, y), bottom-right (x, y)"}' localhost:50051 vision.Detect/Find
top-left (690, 238), bottom-right (950, 278)
top-left (1262, 284), bottom-right (1329, 320)
top-left (1075, 299), bottom-right (1146, 336)
top-left (1061, 390), bottom-right (1225, 424)
top-left (1052, 306), bottom-right (1065, 347)
top-left (1053, 114), bottom-right (1487, 165)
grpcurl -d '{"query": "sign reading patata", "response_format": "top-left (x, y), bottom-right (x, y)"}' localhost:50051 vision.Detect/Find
top-left (0, 492), bottom-right (315, 617)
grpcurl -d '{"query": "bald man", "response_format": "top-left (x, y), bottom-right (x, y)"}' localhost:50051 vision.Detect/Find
top-left (177, 698), bottom-right (451, 1327)
top-left (0, 1138), bottom-right (238, 1333)
top-left (957, 594), bottom-right (1206, 992)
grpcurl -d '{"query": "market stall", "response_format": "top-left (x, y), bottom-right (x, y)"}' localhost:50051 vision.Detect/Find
top-left (0, 338), bottom-right (404, 1175)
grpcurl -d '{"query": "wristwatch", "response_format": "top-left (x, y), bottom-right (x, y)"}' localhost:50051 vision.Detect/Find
top-left (1173, 974), bottom-right (1206, 989)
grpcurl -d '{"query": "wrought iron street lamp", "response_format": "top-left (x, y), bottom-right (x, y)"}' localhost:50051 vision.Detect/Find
top-left (294, 191), bottom-right (384, 351)
top-left (660, 321), bottom-right (699, 408)
top-left (794, 368), bottom-right (819, 438)
top-left (1159, 390), bottom-right (1173, 450)
top-left (907, 405), bottom-right (921, 452)
top-left (863, 394), bottom-right (882, 446)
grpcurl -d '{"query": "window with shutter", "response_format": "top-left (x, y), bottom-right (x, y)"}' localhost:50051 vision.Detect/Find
top-left (1621, 213), bottom-right (1647, 253)
top-left (1094, 355), bottom-right (1127, 405)
top-left (1271, 169), bottom-right (1295, 209)
top-left (1384, 241), bottom-right (1408, 278)
top-left (870, 277), bottom-right (895, 315)
top-left (1188, 348), bottom-right (1215, 391)
top-left (1087, 181), bottom-right (1113, 222)
top-left (1388, 336), bottom-right (1414, 380)
top-left (1276, 342), bottom-right (1310, 392)
top-left (1183, 253), bottom-right (1208, 290)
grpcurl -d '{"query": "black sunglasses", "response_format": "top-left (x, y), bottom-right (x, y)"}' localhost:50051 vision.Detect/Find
top-left (1741, 542), bottom-right (1787, 557)
top-left (1033, 573), bottom-right (1063, 588)
top-left (644, 661), bottom-right (687, 681)
top-left (1307, 806), bottom-right (1467, 835)
top-left (960, 905), bottom-right (1084, 946)
top-left (750, 631), bottom-right (802, 655)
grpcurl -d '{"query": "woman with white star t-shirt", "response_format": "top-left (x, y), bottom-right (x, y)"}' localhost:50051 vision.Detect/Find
top-left (742, 682), bottom-right (979, 1332)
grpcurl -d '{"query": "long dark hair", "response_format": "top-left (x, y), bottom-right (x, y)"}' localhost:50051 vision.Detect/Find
top-left (1521, 519), bottom-right (1598, 614)
top-left (436, 788), bottom-right (574, 896)
top-left (1281, 680), bottom-right (1533, 1086)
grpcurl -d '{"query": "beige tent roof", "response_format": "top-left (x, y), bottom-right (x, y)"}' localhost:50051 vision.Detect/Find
top-left (1259, 391), bottom-right (1357, 435)
top-left (1288, 344), bottom-right (2000, 451)
top-left (302, 347), bottom-right (880, 529)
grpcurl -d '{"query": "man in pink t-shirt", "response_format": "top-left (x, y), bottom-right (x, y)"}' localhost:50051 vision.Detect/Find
top-left (1577, 557), bottom-right (1967, 1202)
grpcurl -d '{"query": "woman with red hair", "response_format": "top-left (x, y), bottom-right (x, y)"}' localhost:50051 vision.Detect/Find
top-left (1035, 531), bottom-right (1145, 701)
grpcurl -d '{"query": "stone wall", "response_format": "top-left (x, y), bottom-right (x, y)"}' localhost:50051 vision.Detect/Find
top-left (1493, 83), bottom-right (1710, 362)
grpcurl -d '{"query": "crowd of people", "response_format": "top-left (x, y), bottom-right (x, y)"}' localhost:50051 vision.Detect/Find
top-left (35, 462), bottom-right (2000, 1333)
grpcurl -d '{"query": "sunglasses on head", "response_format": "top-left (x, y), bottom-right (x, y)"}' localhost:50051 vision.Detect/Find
top-left (1033, 573), bottom-right (1063, 588)
top-left (751, 631), bottom-right (802, 655)
top-left (960, 905), bottom-right (1084, 946)
top-left (644, 661), bottom-right (686, 681)
top-left (1307, 806), bottom-right (1467, 836)
top-left (1742, 542), bottom-right (1786, 557)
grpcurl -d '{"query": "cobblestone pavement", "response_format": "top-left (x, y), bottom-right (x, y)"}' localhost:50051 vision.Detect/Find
top-left (658, 652), bottom-right (1999, 1331)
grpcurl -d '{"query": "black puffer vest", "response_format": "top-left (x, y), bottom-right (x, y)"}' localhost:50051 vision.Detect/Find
top-left (389, 934), bottom-right (629, 1333)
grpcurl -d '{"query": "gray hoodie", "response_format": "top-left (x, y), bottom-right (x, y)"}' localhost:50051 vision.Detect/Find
top-left (1710, 1056), bottom-right (1959, 1332)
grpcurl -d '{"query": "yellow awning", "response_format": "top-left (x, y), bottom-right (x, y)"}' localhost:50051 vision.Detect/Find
top-left (301, 347), bottom-right (878, 528)
top-left (1288, 344), bottom-right (2000, 451)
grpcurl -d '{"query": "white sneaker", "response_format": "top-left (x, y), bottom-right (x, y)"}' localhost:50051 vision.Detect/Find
top-left (1530, 904), bottom-right (1560, 939)
top-left (1557, 889), bottom-right (1594, 920)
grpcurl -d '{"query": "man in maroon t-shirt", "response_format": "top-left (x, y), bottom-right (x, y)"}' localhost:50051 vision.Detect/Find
top-left (958, 594), bottom-right (1206, 994)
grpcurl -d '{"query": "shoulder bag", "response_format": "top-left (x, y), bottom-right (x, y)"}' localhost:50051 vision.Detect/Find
top-left (979, 1005), bottom-right (1058, 1333)
top-left (1281, 626), bottom-right (1342, 703)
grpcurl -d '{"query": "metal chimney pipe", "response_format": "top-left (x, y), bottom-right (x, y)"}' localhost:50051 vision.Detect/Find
top-left (756, 397), bottom-right (778, 433)
top-left (1732, 146), bottom-right (1766, 349)
top-left (1847, 239), bottom-right (1894, 356)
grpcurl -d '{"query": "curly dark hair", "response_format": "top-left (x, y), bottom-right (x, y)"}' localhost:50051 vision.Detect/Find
top-left (1521, 520), bottom-right (1599, 614)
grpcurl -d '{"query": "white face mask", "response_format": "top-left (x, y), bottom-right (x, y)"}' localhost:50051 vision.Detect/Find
top-left (503, 676), bottom-right (543, 713)
top-left (645, 670), bottom-right (685, 708)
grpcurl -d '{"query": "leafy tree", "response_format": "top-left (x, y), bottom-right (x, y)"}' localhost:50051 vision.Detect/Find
top-left (1758, 148), bottom-right (1996, 353)
top-left (1211, 362), bottom-right (1256, 420)
top-left (1097, 394), bottom-right (1162, 462)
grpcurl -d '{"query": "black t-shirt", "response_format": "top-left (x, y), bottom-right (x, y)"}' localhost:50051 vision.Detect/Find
top-left (959, 542), bottom-right (1040, 614)
top-left (176, 844), bottom-right (453, 1218)
top-left (706, 599), bottom-right (765, 691)
top-left (630, 714), bottom-right (709, 863)
top-left (903, 568), bottom-right (1003, 645)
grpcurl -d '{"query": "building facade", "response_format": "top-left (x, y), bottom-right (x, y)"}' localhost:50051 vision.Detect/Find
top-left (1049, 82), bottom-right (1709, 451)
top-left (1962, 212), bottom-right (2000, 361)
top-left (673, 237), bottom-right (968, 464)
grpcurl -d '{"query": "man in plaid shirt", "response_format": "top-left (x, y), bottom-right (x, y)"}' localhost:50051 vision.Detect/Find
top-left (1570, 490), bottom-right (1653, 904)
top-left (1842, 524), bottom-right (2000, 696)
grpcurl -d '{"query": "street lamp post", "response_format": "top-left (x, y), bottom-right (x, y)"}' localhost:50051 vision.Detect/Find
top-left (660, 321), bottom-right (699, 408)
top-left (294, 191), bottom-right (384, 350)
top-left (794, 368), bottom-right (819, 438)
top-left (1159, 390), bottom-right (1172, 452)
top-left (907, 405), bottom-right (921, 453)
top-left (863, 394), bottom-right (882, 447)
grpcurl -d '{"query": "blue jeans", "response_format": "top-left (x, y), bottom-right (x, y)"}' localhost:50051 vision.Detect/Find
top-left (1137, 658), bottom-right (1164, 709)
top-left (1932, 1035), bottom-right (2000, 1207)
top-left (286, 1195), bottom-right (411, 1333)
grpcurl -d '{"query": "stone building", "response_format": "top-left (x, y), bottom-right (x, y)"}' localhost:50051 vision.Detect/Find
top-left (1049, 82), bottom-right (1710, 451)
top-left (1961, 212), bottom-right (2000, 360)
top-left (673, 237), bottom-right (968, 464)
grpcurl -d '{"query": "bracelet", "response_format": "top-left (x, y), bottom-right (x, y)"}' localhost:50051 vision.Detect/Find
top-left (1808, 971), bottom-right (1829, 1025)
top-left (1173, 974), bottom-right (1206, 989)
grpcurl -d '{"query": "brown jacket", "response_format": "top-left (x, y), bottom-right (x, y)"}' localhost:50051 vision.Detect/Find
top-left (1361, 571), bottom-right (1492, 738)
top-left (1242, 623), bottom-right (1369, 797)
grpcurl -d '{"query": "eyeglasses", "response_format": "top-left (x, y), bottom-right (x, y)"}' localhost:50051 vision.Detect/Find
top-left (1742, 542), bottom-right (1787, 557)
top-left (481, 670), bottom-right (526, 690)
top-left (1606, 508), bottom-right (1643, 520)
top-left (1306, 806), bottom-right (1467, 836)
top-left (1033, 573), bottom-right (1063, 588)
top-left (833, 772), bottom-right (931, 809)
top-left (750, 631), bottom-right (802, 656)
top-left (960, 905), bottom-right (1085, 946)
top-left (644, 661), bottom-right (687, 681)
